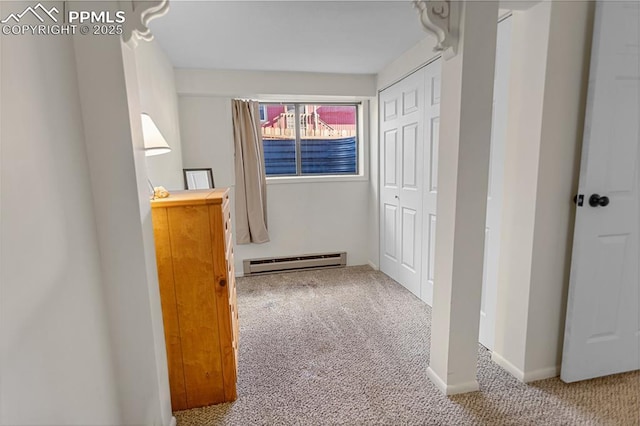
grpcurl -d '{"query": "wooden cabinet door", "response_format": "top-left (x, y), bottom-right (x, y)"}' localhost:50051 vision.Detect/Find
top-left (152, 208), bottom-right (188, 411)
top-left (168, 205), bottom-right (226, 406)
top-left (152, 189), bottom-right (237, 408)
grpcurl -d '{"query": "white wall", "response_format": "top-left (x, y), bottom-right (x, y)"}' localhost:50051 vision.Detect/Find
top-left (367, 97), bottom-right (379, 269)
top-left (376, 35), bottom-right (439, 90)
top-left (73, 26), bottom-right (172, 425)
top-left (0, 18), bottom-right (120, 426)
top-left (176, 68), bottom-right (376, 97)
top-left (122, 41), bottom-right (174, 426)
top-left (492, 0), bottom-right (594, 382)
top-left (375, 13), bottom-right (509, 90)
top-left (176, 70), bottom-right (376, 274)
top-left (180, 97), bottom-right (235, 188)
top-left (135, 39), bottom-right (184, 191)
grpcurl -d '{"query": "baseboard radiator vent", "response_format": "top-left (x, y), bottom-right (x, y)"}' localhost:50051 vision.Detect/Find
top-left (243, 252), bottom-right (347, 276)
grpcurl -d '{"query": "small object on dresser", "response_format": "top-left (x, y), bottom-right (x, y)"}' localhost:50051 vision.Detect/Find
top-left (153, 186), bottom-right (170, 199)
top-left (183, 168), bottom-right (215, 190)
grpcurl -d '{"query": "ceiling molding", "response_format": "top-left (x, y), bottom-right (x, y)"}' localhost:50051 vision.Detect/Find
top-left (413, 0), bottom-right (459, 59)
top-left (120, 0), bottom-right (169, 47)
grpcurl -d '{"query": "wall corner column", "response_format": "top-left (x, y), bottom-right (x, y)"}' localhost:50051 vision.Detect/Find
top-left (72, 1), bottom-right (172, 424)
top-left (492, 0), bottom-right (594, 383)
top-left (426, 0), bottom-right (499, 395)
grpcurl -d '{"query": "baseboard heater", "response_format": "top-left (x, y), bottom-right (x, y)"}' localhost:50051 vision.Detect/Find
top-left (243, 252), bottom-right (347, 276)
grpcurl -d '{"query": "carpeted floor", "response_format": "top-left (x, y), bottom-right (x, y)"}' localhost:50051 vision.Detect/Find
top-left (175, 266), bottom-right (639, 426)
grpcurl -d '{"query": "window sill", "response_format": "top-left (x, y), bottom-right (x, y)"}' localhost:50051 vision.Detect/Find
top-left (266, 174), bottom-right (368, 185)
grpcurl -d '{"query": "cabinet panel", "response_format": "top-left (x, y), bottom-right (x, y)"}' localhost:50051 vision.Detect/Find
top-left (151, 208), bottom-right (188, 411)
top-left (167, 205), bottom-right (226, 406)
top-left (208, 203), bottom-right (238, 402)
top-left (152, 189), bottom-right (237, 409)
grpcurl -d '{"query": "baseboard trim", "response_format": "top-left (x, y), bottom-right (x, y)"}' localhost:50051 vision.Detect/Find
top-left (491, 351), bottom-right (560, 382)
top-left (169, 416), bottom-right (177, 426)
top-left (523, 366), bottom-right (560, 382)
top-left (426, 367), bottom-right (480, 395)
top-left (491, 351), bottom-right (525, 381)
top-left (367, 260), bottom-right (379, 270)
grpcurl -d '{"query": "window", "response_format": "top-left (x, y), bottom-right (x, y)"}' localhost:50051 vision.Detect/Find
top-left (260, 103), bottom-right (359, 177)
top-left (258, 104), bottom-right (267, 123)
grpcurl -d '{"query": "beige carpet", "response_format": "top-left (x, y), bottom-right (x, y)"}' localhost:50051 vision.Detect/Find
top-left (175, 266), bottom-right (639, 426)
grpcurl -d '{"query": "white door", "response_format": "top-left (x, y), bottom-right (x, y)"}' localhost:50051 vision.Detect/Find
top-left (479, 16), bottom-right (512, 350)
top-left (561, 1), bottom-right (639, 383)
top-left (380, 20), bottom-right (510, 333)
top-left (380, 69), bottom-right (425, 298)
top-left (421, 61), bottom-right (441, 306)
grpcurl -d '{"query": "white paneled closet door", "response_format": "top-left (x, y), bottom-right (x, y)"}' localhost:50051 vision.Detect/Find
top-left (379, 18), bottom-right (511, 351)
top-left (379, 69), bottom-right (427, 298)
top-left (421, 60), bottom-right (441, 306)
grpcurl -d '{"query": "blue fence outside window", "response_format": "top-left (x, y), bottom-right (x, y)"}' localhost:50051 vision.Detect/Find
top-left (263, 137), bottom-right (357, 176)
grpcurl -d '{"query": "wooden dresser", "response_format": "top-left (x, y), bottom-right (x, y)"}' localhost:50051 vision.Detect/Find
top-left (151, 189), bottom-right (238, 410)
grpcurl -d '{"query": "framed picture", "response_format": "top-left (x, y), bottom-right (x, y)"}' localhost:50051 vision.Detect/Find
top-left (183, 168), bottom-right (214, 190)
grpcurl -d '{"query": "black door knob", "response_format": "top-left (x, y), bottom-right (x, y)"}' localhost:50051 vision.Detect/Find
top-left (589, 194), bottom-right (610, 207)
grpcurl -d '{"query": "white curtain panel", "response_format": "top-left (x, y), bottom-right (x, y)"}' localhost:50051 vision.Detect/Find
top-left (232, 99), bottom-right (270, 244)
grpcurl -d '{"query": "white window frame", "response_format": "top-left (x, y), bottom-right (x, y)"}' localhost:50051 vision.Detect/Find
top-left (259, 99), bottom-right (369, 185)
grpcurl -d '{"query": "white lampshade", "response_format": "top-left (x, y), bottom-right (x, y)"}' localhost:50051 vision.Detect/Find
top-left (141, 113), bottom-right (171, 156)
